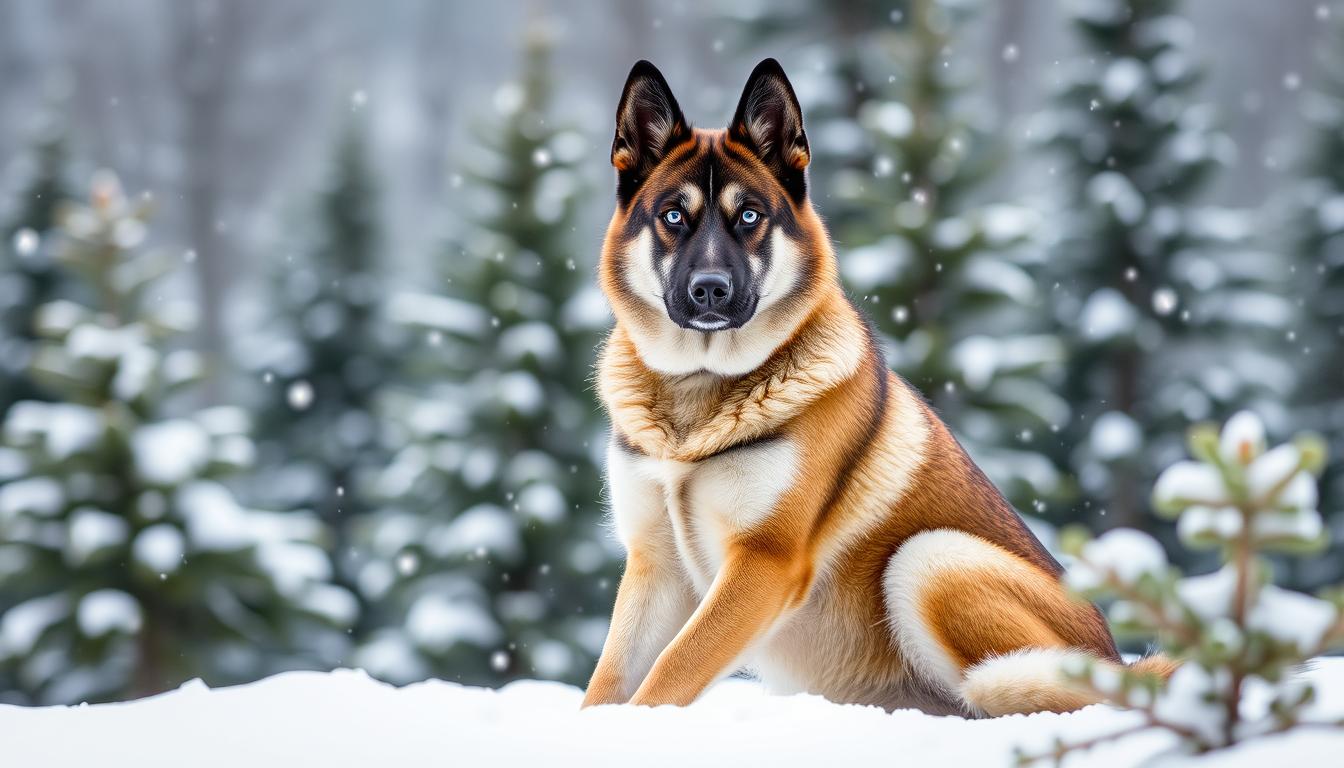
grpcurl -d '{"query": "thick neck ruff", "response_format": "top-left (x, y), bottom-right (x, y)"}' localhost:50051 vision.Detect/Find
top-left (599, 291), bottom-right (867, 462)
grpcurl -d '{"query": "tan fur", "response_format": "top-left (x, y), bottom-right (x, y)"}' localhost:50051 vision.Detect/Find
top-left (584, 62), bottom-right (1145, 717)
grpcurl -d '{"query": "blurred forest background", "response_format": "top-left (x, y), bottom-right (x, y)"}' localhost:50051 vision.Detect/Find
top-left (1, 0), bottom-right (1341, 705)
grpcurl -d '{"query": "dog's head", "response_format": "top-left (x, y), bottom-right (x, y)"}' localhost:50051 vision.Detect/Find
top-left (599, 59), bottom-right (838, 376)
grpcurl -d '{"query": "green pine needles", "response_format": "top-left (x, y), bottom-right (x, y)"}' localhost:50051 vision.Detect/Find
top-left (1020, 411), bottom-right (1343, 763)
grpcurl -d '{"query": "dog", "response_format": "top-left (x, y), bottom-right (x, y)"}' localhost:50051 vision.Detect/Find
top-left (582, 58), bottom-right (1173, 717)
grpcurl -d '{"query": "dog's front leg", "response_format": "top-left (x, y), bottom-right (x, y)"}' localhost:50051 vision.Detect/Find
top-left (627, 543), bottom-right (810, 707)
top-left (582, 520), bottom-right (697, 707)
top-left (583, 443), bottom-right (698, 707)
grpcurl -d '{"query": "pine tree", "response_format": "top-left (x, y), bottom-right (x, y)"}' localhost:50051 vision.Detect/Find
top-left (1287, 10), bottom-right (1344, 590)
top-left (238, 117), bottom-right (403, 612)
top-left (834, 0), bottom-right (1069, 512)
top-left (353, 22), bottom-right (614, 687)
top-left (0, 172), bottom-right (353, 705)
top-left (1043, 0), bottom-right (1294, 533)
top-left (1, 122), bottom-right (73, 414)
top-left (1021, 411), bottom-right (1342, 761)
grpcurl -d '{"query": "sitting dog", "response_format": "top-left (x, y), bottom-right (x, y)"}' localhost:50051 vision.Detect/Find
top-left (582, 58), bottom-right (1171, 716)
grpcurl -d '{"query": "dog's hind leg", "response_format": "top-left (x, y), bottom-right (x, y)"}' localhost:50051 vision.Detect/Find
top-left (882, 529), bottom-right (1121, 717)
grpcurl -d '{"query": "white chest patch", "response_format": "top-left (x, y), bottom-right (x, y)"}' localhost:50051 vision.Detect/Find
top-left (606, 437), bottom-right (798, 594)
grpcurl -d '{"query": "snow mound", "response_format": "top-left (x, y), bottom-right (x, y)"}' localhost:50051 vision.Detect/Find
top-left (2, 660), bottom-right (1342, 766)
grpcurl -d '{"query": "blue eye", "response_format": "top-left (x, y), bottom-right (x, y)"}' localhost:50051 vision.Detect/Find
top-left (740, 209), bottom-right (760, 226)
top-left (663, 209), bottom-right (683, 226)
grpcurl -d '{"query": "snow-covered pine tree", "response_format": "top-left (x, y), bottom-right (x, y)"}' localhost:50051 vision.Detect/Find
top-left (237, 116), bottom-right (404, 613)
top-left (1, 122), bottom-right (73, 415)
top-left (1285, 9), bottom-right (1344, 590)
top-left (1019, 411), bottom-right (1342, 762)
top-left (1042, 0), bottom-right (1294, 533)
top-left (0, 172), bottom-right (354, 705)
top-left (352, 21), bottom-right (613, 687)
top-left (830, 0), bottom-right (1067, 512)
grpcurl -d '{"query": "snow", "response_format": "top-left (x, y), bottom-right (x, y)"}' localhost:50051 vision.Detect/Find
top-left (517, 482), bottom-right (566, 524)
top-left (428, 503), bottom-right (522, 561)
top-left (860, 100), bottom-right (913, 138)
top-left (1079, 288), bottom-right (1138, 341)
top-left (1247, 586), bottom-right (1337, 651)
top-left (1177, 505), bottom-right (1242, 544)
top-left (1090, 411), bottom-right (1142, 460)
top-left (1102, 58), bottom-right (1148, 103)
top-left (67, 508), bottom-right (129, 564)
top-left (176, 481), bottom-right (324, 554)
top-left (1252, 507), bottom-right (1323, 544)
top-left (2, 661), bottom-right (1342, 767)
top-left (4, 401), bottom-right (102, 459)
top-left (0, 476), bottom-right (65, 520)
top-left (496, 370), bottom-right (545, 416)
top-left (1087, 173), bottom-right (1145, 225)
top-left (111, 344), bottom-right (158, 401)
top-left (0, 594), bottom-right (69, 658)
top-left (132, 524), bottom-right (186, 574)
top-left (499, 321), bottom-right (562, 364)
top-left (1245, 445), bottom-right (1301, 499)
top-left (1153, 461), bottom-right (1228, 508)
top-left (76, 589), bottom-right (141, 637)
top-left (386, 290), bottom-right (488, 337)
top-left (405, 593), bottom-right (500, 651)
top-left (840, 237), bottom-right (912, 291)
top-left (1067, 528), bottom-right (1167, 591)
top-left (65, 323), bottom-right (147, 363)
top-left (12, 227), bottom-right (39, 257)
top-left (131, 419), bottom-right (212, 486)
top-left (285, 380), bottom-right (314, 411)
top-left (963, 257), bottom-right (1037, 303)
top-left (1220, 411), bottom-right (1267, 465)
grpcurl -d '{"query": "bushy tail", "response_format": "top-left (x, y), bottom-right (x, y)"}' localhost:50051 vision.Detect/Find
top-left (1128, 652), bottom-right (1181, 680)
top-left (960, 649), bottom-right (1180, 717)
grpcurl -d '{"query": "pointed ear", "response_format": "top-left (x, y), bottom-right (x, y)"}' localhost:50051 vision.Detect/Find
top-left (612, 60), bottom-right (690, 203)
top-left (729, 58), bottom-right (810, 200)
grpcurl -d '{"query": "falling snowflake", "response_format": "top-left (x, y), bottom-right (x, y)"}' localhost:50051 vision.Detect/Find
top-left (287, 380), bottom-right (315, 411)
top-left (396, 551), bottom-right (419, 576)
top-left (1152, 286), bottom-right (1179, 316)
top-left (1002, 44), bottom-right (1020, 63)
top-left (490, 650), bottom-right (510, 672)
top-left (12, 227), bottom-right (38, 258)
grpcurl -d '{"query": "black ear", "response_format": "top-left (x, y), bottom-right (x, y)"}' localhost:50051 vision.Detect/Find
top-left (729, 58), bottom-right (810, 200)
top-left (612, 60), bottom-right (690, 203)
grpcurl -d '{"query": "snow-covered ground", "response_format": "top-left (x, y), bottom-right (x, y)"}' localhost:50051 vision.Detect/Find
top-left (3, 660), bottom-right (1342, 767)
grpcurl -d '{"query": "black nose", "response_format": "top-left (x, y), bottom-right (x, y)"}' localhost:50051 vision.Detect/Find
top-left (688, 271), bottom-right (733, 309)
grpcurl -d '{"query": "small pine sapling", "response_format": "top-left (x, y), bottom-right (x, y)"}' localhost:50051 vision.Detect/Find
top-left (1019, 411), bottom-right (1343, 764)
